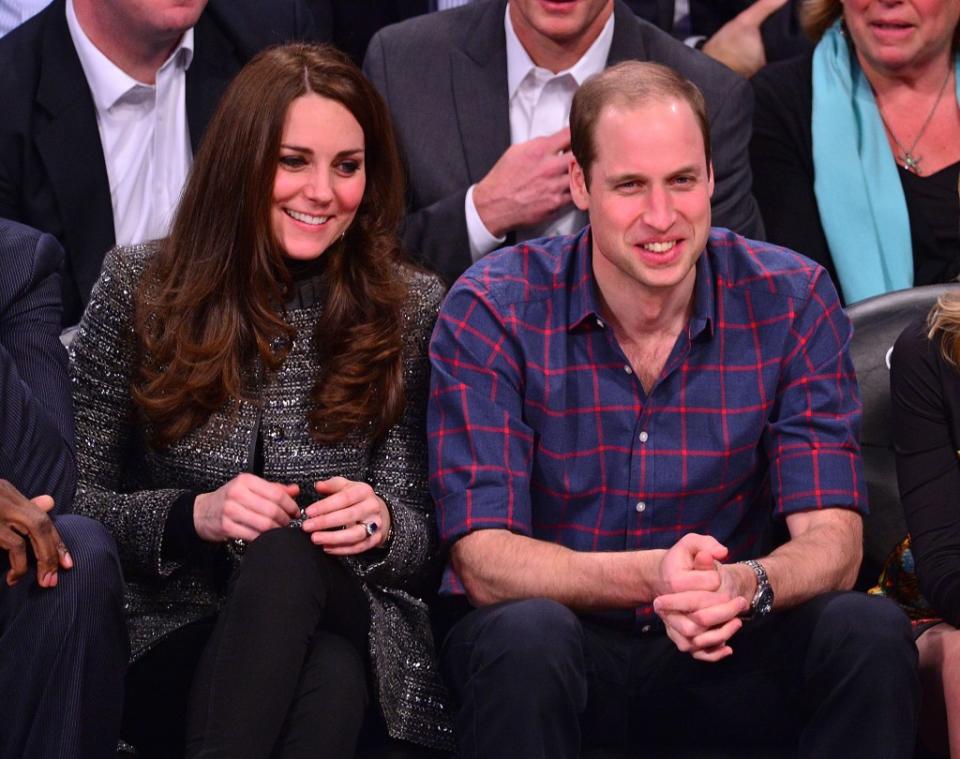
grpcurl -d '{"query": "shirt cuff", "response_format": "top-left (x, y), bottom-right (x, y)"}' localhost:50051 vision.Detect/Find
top-left (162, 491), bottom-right (205, 560)
top-left (465, 184), bottom-right (506, 262)
top-left (684, 35), bottom-right (708, 50)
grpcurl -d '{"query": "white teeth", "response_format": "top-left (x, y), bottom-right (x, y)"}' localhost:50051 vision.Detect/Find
top-left (642, 241), bottom-right (676, 253)
top-left (286, 209), bottom-right (329, 225)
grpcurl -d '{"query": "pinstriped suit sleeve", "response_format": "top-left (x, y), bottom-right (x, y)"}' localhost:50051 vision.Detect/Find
top-left (0, 220), bottom-right (75, 511)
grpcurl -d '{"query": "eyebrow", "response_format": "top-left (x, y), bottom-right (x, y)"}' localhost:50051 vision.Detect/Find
top-left (605, 165), bottom-right (702, 185)
top-left (279, 144), bottom-right (365, 158)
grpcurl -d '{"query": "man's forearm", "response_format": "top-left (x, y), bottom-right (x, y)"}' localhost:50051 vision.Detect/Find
top-left (452, 528), bottom-right (666, 610)
top-left (759, 509), bottom-right (863, 612)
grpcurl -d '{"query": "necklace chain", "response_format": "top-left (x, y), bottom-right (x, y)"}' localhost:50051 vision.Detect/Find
top-left (876, 68), bottom-right (953, 175)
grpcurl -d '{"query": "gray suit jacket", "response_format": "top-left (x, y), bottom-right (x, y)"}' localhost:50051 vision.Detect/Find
top-left (364, 0), bottom-right (763, 284)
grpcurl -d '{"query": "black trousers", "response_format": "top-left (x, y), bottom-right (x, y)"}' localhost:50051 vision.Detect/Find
top-left (0, 515), bottom-right (127, 759)
top-left (441, 592), bottom-right (920, 759)
top-left (124, 528), bottom-right (371, 759)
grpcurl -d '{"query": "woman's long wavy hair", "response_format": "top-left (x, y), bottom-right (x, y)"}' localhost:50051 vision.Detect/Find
top-left (132, 44), bottom-right (408, 448)
top-left (929, 291), bottom-right (960, 366)
top-left (800, 0), bottom-right (960, 47)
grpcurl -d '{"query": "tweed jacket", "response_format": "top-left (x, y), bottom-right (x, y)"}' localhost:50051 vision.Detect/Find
top-left (69, 244), bottom-right (454, 749)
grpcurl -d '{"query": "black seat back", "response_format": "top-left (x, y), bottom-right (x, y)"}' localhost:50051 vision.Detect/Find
top-left (845, 283), bottom-right (960, 589)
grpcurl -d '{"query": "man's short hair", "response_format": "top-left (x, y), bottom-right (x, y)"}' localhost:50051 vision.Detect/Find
top-left (570, 61), bottom-right (711, 187)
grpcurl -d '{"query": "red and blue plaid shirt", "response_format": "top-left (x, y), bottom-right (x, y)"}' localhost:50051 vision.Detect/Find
top-left (428, 227), bottom-right (866, 627)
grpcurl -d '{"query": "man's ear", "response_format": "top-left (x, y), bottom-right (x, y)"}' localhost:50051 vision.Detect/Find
top-left (570, 156), bottom-right (590, 211)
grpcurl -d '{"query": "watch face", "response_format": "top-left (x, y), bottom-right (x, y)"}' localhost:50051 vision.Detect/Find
top-left (756, 586), bottom-right (774, 616)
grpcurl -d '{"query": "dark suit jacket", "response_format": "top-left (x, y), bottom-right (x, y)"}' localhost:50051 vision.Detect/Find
top-left (365, 0), bottom-right (764, 284)
top-left (308, 0), bottom-right (430, 64)
top-left (0, 0), bottom-right (323, 326)
top-left (0, 218), bottom-right (75, 511)
top-left (625, 0), bottom-right (810, 63)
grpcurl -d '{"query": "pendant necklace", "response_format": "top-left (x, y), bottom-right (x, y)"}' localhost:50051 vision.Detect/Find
top-left (877, 67), bottom-right (953, 175)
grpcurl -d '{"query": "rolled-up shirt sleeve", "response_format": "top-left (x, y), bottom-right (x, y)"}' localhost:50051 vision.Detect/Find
top-left (764, 267), bottom-right (866, 516)
top-left (428, 274), bottom-right (535, 562)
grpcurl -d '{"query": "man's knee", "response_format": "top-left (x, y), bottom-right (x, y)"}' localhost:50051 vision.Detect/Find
top-left (54, 515), bottom-right (124, 613)
top-left (452, 599), bottom-right (586, 694)
top-left (810, 592), bottom-right (913, 649)
top-left (806, 592), bottom-right (917, 687)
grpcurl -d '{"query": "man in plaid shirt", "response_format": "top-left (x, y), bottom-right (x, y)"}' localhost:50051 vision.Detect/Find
top-left (428, 61), bottom-right (918, 757)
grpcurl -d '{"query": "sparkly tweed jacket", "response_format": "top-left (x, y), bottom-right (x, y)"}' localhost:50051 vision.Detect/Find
top-left (69, 243), bottom-right (454, 750)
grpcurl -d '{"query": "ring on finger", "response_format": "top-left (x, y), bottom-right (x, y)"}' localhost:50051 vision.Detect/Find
top-left (362, 521), bottom-right (379, 537)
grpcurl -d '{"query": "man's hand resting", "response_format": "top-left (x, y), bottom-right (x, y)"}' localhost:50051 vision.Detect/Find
top-left (0, 479), bottom-right (72, 588)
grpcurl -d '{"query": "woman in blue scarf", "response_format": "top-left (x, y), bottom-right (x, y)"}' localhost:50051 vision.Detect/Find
top-left (750, 0), bottom-right (959, 305)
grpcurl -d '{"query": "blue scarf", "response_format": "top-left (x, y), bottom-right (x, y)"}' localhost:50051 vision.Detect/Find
top-left (811, 21), bottom-right (960, 304)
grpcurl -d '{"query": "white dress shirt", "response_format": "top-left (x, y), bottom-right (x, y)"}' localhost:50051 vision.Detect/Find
top-left (66, 0), bottom-right (193, 247)
top-left (465, 6), bottom-right (614, 262)
top-left (0, 0), bottom-right (51, 36)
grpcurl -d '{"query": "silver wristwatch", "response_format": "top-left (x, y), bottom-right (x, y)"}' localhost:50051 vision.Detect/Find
top-left (739, 559), bottom-right (774, 618)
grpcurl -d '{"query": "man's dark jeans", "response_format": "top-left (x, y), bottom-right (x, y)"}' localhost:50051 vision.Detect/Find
top-left (441, 592), bottom-right (919, 758)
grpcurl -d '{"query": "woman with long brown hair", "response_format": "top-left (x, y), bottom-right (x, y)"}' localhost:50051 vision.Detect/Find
top-left (69, 44), bottom-right (452, 757)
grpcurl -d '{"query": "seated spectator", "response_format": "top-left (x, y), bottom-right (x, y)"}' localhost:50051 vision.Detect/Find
top-left (69, 44), bottom-right (453, 757)
top-left (428, 60), bottom-right (918, 758)
top-left (751, 0), bottom-right (960, 304)
top-left (889, 292), bottom-right (960, 757)
top-left (0, 0), bottom-right (324, 326)
top-left (0, 218), bottom-right (126, 759)
top-left (627, 0), bottom-right (810, 77)
top-left (364, 0), bottom-right (763, 285)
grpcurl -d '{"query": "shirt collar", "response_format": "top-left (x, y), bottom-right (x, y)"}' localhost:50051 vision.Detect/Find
top-left (688, 237), bottom-right (716, 341)
top-left (504, 3), bottom-right (614, 99)
top-left (66, 0), bottom-right (194, 111)
top-left (568, 226), bottom-right (604, 330)
top-left (568, 226), bottom-right (717, 340)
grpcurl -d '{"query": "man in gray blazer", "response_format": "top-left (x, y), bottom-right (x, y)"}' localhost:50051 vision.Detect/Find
top-left (364, 0), bottom-right (763, 284)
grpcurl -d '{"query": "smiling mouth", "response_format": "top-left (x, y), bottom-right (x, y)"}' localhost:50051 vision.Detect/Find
top-left (871, 21), bottom-right (912, 31)
top-left (641, 241), bottom-right (678, 253)
top-left (285, 209), bottom-right (330, 225)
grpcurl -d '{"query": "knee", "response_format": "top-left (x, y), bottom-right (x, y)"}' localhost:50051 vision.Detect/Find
top-left (54, 515), bottom-right (124, 611)
top-left (230, 527), bottom-right (329, 610)
top-left (470, 599), bottom-right (584, 681)
top-left (239, 526), bottom-right (313, 576)
top-left (918, 623), bottom-right (960, 678)
top-left (808, 592), bottom-right (917, 680)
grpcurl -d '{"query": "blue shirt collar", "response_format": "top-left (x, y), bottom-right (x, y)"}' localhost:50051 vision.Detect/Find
top-left (568, 225), bottom-right (716, 340)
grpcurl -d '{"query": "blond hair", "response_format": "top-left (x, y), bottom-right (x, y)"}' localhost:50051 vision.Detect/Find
top-left (928, 292), bottom-right (960, 365)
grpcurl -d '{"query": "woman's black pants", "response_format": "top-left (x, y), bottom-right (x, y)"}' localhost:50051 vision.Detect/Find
top-left (123, 527), bottom-right (371, 759)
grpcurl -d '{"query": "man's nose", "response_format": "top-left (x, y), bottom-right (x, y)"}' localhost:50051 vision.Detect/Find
top-left (642, 185), bottom-right (676, 231)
